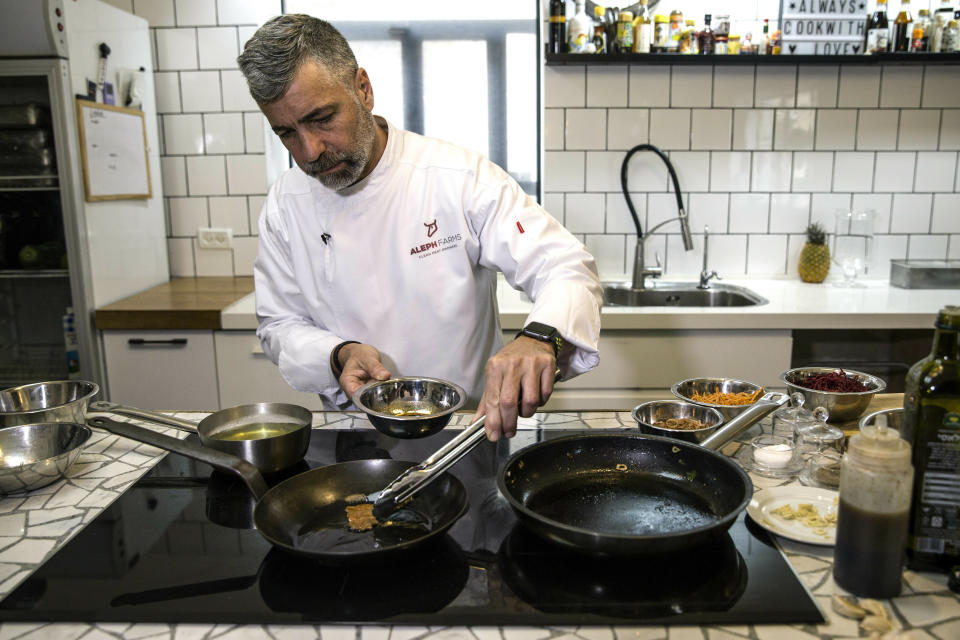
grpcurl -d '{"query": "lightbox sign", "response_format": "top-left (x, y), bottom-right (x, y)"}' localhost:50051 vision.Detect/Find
top-left (780, 0), bottom-right (869, 54)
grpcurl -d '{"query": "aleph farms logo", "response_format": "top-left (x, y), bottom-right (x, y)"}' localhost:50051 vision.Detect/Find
top-left (409, 219), bottom-right (462, 259)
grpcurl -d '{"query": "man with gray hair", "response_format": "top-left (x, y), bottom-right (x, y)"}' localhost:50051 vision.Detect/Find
top-left (238, 14), bottom-right (601, 441)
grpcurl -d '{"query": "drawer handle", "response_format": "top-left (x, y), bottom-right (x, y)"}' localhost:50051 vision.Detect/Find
top-left (128, 338), bottom-right (188, 346)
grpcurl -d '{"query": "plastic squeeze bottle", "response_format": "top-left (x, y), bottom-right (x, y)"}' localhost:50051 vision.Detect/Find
top-left (833, 421), bottom-right (913, 598)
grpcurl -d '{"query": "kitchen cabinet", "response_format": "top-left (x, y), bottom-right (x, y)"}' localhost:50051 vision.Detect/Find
top-left (214, 331), bottom-right (324, 410)
top-left (101, 330), bottom-right (218, 411)
top-left (521, 329), bottom-right (793, 411)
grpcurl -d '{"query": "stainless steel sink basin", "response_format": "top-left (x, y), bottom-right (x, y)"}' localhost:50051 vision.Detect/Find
top-left (602, 283), bottom-right (768, 307)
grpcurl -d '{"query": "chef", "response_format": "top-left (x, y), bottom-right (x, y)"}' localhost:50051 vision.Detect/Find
top-left (237, 14), bottom-right (602, 441)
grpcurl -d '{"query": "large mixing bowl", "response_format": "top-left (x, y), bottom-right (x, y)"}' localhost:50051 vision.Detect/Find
top-left (0, 422), bottom-right (92, 494)
top-left (631, 400), bottom-right (725, 444)
top-left (780, 368), bottom-right (885, 423)
top-left (352, 377), bottom-right (466, 439)
top-left (0, 380), bottom-right (100, 427)
top-left (671, 377), bottom-right (765, 421)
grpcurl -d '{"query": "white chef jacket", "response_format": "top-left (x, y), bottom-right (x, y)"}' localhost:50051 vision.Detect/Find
top-left (255, 117), bottom-right (601, 409)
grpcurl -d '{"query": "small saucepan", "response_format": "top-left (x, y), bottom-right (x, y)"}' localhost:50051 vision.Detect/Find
top-left (88, 401), bottom-right (312, 474)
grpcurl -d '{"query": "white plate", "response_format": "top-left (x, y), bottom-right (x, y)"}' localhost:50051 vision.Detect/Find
top-left (746, 486), bottom-right (840, 546)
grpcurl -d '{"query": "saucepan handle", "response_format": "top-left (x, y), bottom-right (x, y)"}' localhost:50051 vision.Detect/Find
top-left (86, 416), bottom-right (267, 500)
top-left (698, 392), bottom-right (790, 451)
top-left (88, 400), bottom-right (199, 432)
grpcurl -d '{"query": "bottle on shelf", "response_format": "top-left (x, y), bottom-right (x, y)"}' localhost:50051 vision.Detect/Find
top-left (652, 14), bottom-right (669, 52)
top-left (866, 0), bottom-right (891, 53)
top-left (685, 19), bottom-right (699, 54)
top-left (634, 0), bottom-right (653, 53)
top-left (666, 9), bottom-right (684, 52)
top-left (833, 420), bottom-right (913, 598)
top-left (913, 9), bottom-right (932, 50)
top-left (894, 0), bottom-right (915, 51)
top-left (901, 306), bottom-right (960, 573)
top-left (616, 10), bottom-right (634, 53)
top-left (771, 29), bottom-right (782, 54)
top-left (548, 0), bottom-right (566, 54)
top-left (933, 0), bottom-right (954, 51)
top-left (592, 5), bottom-right (607, 54)
top-left (759, 19), bottom-right (770, 55)
top-left (698, 14), bottom-right (716, 55)
top-left (944, 18), bottom-right (960, 51)
top-left (568, 0), bottom-right (593, 53)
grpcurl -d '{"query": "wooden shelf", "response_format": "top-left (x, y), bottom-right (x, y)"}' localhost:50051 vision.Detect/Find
top-left (546, 52), bottom-right (960, 66)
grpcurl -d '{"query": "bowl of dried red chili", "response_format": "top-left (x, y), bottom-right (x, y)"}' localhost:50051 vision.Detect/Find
top-left (779, 367), bottom-right (886, 423)
top-left (670, 377), bottom-right (766, 420)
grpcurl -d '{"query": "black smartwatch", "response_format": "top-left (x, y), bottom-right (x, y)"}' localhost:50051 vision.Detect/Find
top-left (518, 322), bottom-right (563, 359)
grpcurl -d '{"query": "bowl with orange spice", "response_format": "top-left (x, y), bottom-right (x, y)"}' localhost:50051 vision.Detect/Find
top-left (671, 377), bottom-right (766, 420)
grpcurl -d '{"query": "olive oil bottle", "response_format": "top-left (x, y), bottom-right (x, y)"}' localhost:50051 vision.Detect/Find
top-left (901, 306), bottom-right (960, 572)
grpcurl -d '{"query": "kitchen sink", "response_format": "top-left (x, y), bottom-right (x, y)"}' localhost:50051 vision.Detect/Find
top-left (602, 282), bottom-right (768, 307)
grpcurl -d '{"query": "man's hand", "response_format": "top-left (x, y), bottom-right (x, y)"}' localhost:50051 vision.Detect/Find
top-left (338, 343), bottom-right (391, 398)
top-left (476, 337), bottom-right (557, 442)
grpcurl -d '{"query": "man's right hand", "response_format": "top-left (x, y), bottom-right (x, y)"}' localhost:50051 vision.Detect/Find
top-left (337, 342), bottom-right (391, 398)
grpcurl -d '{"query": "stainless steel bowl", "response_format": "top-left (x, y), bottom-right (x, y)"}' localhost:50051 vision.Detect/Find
top-left (780, 368), bottom-right (886, 423)
top-left (0, 380), bottom-right (100, 427)
top-left (0, 422), bottom-right (92, 494)
top-left (671, 377), bottom-right (765, 420)
top-left (352, 377), bottom-right (466, 439)
top-left (858, 407), bottom-right (903, 434)
top-left (631, 400), bottom-right (725, 444)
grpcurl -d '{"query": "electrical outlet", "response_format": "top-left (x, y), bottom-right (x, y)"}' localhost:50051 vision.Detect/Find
top-left (197, 227), bottom-right (233, 250)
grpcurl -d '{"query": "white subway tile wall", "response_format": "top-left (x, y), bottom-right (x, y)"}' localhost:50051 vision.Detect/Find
top-left (122, 0), bottom-right (279, 276)
top-left (546, 63), bottom-right (960, 279)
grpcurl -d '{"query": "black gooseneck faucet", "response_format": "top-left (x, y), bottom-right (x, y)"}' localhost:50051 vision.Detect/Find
top-left (620, 143), bottom-right (695, 289)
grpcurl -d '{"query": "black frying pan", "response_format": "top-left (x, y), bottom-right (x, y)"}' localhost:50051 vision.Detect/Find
top-left (497, 432), bottom-right (752, 554)
top-left (87, 417), bottom-right (467, 565)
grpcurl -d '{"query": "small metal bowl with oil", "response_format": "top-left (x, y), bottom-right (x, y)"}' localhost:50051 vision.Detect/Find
top-left (353, 377), bottom-right (466, 439)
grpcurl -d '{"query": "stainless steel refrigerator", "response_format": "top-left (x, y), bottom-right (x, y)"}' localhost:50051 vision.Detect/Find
top-left (0, 0), bottom-right (168, 388)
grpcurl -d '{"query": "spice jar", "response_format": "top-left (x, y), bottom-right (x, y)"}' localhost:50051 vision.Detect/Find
top-left (833, 422), bottom-right (913, 598)
top-left (652, 15), bottom-right (669, 52)
top-left (617, 11), bottom-right (634, 53)
top-left (714, 14), bottom-right (731, 37)
top-left (715, 34), bottom-right (728, 54)
top-left (728, 34), bottom-right (741, 54)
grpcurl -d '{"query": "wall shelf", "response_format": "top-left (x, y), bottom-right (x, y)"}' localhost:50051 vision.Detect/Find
top-left (545, 52), bottom-right (960, 66)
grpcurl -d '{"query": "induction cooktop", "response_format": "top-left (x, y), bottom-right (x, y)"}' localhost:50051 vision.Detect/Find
top-left (0, 427), bottom-right (824, 626)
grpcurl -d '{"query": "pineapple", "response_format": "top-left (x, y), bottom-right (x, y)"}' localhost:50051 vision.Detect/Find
top-left (798, 223), bottom-right (830, 283)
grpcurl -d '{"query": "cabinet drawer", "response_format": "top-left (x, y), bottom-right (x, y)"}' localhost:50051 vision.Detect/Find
top-left (215, 331), bottom-right (324, 410)
top-left (101, 330), bottom-right (219, 411)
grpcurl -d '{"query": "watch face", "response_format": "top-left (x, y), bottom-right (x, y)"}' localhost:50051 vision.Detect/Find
top-left (524, 322), bottom-right (557, 340)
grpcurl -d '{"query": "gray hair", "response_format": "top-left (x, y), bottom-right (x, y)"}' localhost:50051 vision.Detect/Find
top-left (237, 14), bottom-right (358, 105)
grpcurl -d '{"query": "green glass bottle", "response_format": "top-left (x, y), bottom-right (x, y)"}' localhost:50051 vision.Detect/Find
top-left (901, 305), bottom-right (960, 572)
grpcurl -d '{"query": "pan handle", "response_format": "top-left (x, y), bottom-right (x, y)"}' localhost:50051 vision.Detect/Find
top-left (698, 392), bottom-right (790, 451)
top-left (86, 416), bottom-right (268, 500)
top-left (88, 401), bottom-right (199, 433)
top-left (372, 415), bottom-right (487, 519)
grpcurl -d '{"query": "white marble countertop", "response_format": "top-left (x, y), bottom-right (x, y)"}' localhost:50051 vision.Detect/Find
top-left (0, 411), bottom-right (957, 640)
top-left (220, 278), bottom-right (960, 331)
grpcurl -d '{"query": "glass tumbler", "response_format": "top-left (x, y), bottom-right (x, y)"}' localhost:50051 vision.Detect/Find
top-left (832, 209), bottom-right (874, 287)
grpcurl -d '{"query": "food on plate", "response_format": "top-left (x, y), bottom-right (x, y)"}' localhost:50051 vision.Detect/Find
top-left (345, 503), bottom-right (378, 531)
top-left (691, 386), bottom-right (764, 406)
top-left (653, 417), bottom-right (707, 430)
top-left (770, 502), bottom-right (838, 537)
top-left (788, 368), bottom-right (871, 393)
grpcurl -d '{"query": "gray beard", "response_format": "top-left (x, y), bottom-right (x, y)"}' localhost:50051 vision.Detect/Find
top-left (300, 103), bottom-right (377, 190)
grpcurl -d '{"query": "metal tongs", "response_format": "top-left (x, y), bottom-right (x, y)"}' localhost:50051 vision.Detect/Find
top-left (371, 415), bottom-right (487, 520)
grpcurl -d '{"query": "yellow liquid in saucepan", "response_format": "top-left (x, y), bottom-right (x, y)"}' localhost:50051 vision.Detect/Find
top-left (213, 422), bottom-right (302, 441)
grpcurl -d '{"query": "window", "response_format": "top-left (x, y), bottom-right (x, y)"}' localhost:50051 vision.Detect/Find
top-left (280, 0), bottom-right (541, 196)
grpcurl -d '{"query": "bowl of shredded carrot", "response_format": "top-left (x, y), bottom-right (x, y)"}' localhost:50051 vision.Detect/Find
top-left (671, 377), bottom-right (766, 420)
top-left (780, 367), bottom-right (886, 423)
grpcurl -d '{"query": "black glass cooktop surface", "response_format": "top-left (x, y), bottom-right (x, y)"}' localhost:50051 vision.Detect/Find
top-left (0, 427), bottom-right (824, 626)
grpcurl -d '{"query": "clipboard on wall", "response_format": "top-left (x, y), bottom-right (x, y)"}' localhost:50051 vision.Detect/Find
top-left (75, 99), bottom-right (151, 201)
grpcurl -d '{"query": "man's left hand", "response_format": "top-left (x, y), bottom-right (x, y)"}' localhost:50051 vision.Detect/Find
top-left (475, 337), bottom-right (557, 442)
